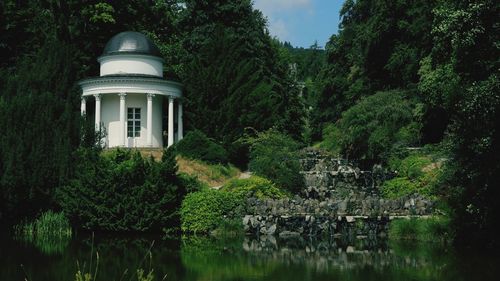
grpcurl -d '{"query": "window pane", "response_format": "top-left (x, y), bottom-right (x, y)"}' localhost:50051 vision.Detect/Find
top-left (136, 108), bottom-right (141, 114)
top-left (128, 108), bottom-right (132, 113)
top-left (135, 113), bottom-right (140, 119)
top-left (135, 131), bottom-right (140, 137)
top-left (127, 131), bottom-right (133, 137)
top-left (127, 121), bottom-right (133, 126)
top-left (136, 121), bottom-right (141, 127)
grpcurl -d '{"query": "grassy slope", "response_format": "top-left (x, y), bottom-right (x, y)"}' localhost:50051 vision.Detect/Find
top-left (176, 156), bottom-right (241, 188)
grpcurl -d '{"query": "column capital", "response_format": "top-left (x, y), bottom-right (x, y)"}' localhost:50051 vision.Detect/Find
top-left (93, 94), bottom-right (101, 101)
top-left (147, 93), bottom-right (156, 99)
top-left (118, 92), bottom-right (127, 99)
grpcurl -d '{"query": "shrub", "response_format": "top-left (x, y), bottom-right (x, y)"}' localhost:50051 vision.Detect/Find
top-left (221, 176), bottom-right (287, 200)
top-left (381, 153), bottom-right (442, 199)
top-left (247, 129), bottom-right (304, 193)
top-left (175, 130), bottom-right (228, 164)
top-left (178, 173), bottom-right (207, 193)
top-left (181, 176), bottom-right (288, 234)
top-left (380, 177), bottom-right (419, 199)
top-left (56, 148), bottom-right (187, 232)
top-left (321, 90), bottom-right (421, 163)
top-left (180, 189), bottom-right (243, 233)
top-left (317, 123), bottom-right (342, 154)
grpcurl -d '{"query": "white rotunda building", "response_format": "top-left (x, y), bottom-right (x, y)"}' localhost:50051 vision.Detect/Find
top-left (78, 31), bottom-right (183, 148)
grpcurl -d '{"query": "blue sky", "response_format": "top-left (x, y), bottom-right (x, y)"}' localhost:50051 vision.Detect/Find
top-left (253, 0), bottom-right (343, 49)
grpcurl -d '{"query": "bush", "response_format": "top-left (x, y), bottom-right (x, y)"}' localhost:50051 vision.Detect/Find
top-left (317, 123), bottom-right (342, 154)
top-left (180, 189), bottom-right (243, 233)
top-left (175, 130), bottom-right (228, 164)
top-left (56, 148), bottom-right (187, 232)
top-left (221, 176), bottom-right (287, 200)
top-left (181, 175), bottom-right (289, 234)
top-left (381, 153), bottom-right (442, 199)
top-left (247, 129), bottom-right (304, 193)
top-left (321, 90), bottom-right (422, 163)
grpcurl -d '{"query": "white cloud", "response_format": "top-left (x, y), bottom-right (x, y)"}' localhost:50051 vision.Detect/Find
top-left (268, 19), bottom-right (290, 41)
top-left (253, 0), bottom-right (313, 42)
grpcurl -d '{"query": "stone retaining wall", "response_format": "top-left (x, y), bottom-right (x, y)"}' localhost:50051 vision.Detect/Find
top-left (242, 148), bottom-right (434, 237)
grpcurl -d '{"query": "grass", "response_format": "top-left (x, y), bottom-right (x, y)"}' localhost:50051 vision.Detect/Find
top-left (176, 155), bottom-right (241, 187)
top-left (389, 216), bottom-right (453, 242)
top-left (14, 211), bottom-right (72, 255)
top-left (14, 210), bottom-right (72, 239)
top-left (103, 148), bottom-right (164, 161)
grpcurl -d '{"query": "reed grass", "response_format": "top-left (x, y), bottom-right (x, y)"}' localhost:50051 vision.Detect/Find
top-left (14, 210), bottom-right (72, 238)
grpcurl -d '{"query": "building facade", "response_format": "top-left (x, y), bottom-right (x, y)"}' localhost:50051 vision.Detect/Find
top-left (78, 31), bottom-right (183, 148)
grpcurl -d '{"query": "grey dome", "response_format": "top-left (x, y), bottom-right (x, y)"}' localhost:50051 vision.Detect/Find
top-left (102, 31), bottom-right (161, 57)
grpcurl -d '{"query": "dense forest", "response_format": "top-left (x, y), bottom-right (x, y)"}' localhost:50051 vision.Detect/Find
top-left (0, 0), bottom-right (498, 248)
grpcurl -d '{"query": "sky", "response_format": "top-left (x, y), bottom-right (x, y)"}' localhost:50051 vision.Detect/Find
top-left (253, 0), bottom-right (344, 49)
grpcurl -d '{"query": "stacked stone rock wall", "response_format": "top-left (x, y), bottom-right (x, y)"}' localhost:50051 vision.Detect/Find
top-left (243, 148), bottom-right (434, 237)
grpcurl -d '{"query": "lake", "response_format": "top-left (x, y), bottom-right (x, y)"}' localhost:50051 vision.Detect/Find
top-left (1, 233), bottom-right (499, 281)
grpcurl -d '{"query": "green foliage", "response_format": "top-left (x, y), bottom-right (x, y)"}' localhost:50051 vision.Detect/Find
top-left (178, 173), bottom-right (206, 194)
top-left (322, 91), bottom-right (421, 163)
top-left (57, 148), bottom-right (187, 232)
top-left (311, 0), bottom-right (435, 140)
top-left (14, 211), bottom-right (72, 255)
top-left (221, 176), bottom-right (287, 200)
top-left (247, 129), bottom-right (304, 193)
top-left (136, 269), bottom-right (155, 281)
top-left (176, 155), bottom-right (239, 187)
top-left (317, 123), bottom-right (342, 153)
top-left (389, 217), bottom-right (452, 242)
top-left (447, 74), bottom-right (500, 246)
top-left (180, 1), bottom-right (305, 143)
top-left (181, 174), bottom-right (288, 233)
top-left (14, 210), bottom-right (72, 238)
top-left (381, 178), bottom-right (419, 199)
top-left (381, 154), bottom-right (442, 199)
top-left (180, 189), bottom-right (243, 234)
top-left (0, 40), bottom-right (82, 226)
top-left (175, 130), bottom-right (228, 164)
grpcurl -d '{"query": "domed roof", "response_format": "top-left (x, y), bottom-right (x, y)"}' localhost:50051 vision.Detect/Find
top-left (102, 31), bottom-right (161, 57)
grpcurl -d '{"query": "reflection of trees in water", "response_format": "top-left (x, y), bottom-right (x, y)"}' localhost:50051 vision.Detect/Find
top-left (1, 234), bottom-right (186, 281)
top-left (244, 236), bottom-right (452, 271)
top-left (73, 234), bottom-right (185, 281)
top-left (3, 234), bottom-right (498, 281)
top-left (181, 235), bottom-right (462, 281)
top-left (15, 234), bottom-right (71, 256)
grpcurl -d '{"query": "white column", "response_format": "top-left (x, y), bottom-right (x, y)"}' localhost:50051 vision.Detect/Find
top-left (168, 97), bottom-right (174, 147)
top-left (147, 93), bottom-right (154, 147)
top-left (177, 101), bottom-right (183, 141)
top-left (119, 93), bottom-right (127, 147)
top-left (94, 94), bottom-right (101, 130)
top-left (80, 96), bottom-right (86, 116)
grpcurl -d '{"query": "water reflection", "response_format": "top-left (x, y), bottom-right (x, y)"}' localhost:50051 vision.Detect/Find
top-left (1, 233), bottom-right (499, 281)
